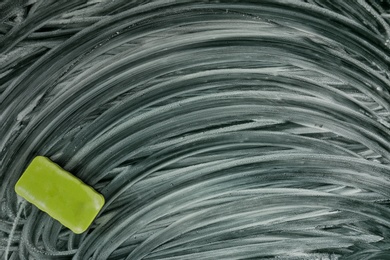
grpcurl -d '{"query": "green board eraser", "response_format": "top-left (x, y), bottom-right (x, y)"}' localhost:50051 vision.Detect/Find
top-left (15, 156), bottom-right (105, 234)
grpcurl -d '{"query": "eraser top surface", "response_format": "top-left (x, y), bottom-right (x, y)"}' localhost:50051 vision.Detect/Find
top-left (15, 156), bottom-right (105, 234)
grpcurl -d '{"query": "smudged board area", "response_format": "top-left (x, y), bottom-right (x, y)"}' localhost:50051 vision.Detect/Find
top-left (1, 0), bottom-right (390, 259)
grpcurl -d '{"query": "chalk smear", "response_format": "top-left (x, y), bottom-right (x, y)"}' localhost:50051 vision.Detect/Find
top-left (1, 0), bottom-right (390, 259)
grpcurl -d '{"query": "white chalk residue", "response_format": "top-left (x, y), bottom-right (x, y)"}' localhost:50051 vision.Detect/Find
top-left (1, 0), bottom-right (390, 259)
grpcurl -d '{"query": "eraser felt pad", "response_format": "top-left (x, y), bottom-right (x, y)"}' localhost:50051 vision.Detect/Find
top-left (15, 156), bottom-right (105, 234)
